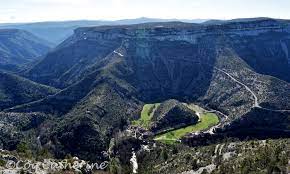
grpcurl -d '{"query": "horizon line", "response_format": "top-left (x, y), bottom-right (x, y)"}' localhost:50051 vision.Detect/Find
top-left (0, 16), bottom-right (283, 25)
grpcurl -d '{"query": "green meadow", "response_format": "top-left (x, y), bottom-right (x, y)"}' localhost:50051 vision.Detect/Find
top-left (132, 102), bottom-right (219, 144)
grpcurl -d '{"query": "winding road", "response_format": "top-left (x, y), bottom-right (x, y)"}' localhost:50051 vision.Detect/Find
top-left (205, 67), bottom-right (290, 134)
top-left (205, 109), bottom-right (229, 134)
top-left (215, 67), bottom-right (290, 113)
top-left (214, 68), bottom-right (261, 108)
top-left (131, 59), bottom-right (290, 138)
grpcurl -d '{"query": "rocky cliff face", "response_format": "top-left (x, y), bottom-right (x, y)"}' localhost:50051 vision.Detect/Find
top-left (5, 19), bottom-right (290, 160)
top-left (27, 19), bottom-right (290, 88)
top-left (72, 19), bottom-right (290, 41)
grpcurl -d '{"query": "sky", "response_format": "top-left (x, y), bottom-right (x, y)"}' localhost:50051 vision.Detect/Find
top-left (0, 0), bottom-right (290, 23)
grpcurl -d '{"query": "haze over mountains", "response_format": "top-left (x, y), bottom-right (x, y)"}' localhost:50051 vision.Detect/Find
top-left (0, 17), bottom-right (289, 173)
top-left (0, 18), bottom-right (208, 45)
top-left (0, 29), bottom-right (51, 72)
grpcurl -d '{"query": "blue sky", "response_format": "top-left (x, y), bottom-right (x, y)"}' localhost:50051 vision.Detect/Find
top-left (0, 0), bottom-right (290, 23)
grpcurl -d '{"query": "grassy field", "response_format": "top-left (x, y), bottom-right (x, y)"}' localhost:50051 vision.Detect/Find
top-left (132, 103), bottom-right (160, 129)
top-left (155, 112), bottom-right (219, 144)
top-left (132, 102), bottom-right (219, 144)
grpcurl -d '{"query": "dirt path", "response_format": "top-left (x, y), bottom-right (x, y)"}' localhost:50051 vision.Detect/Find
top-left (214, 68), bottom-right (261, 108)
top-left (215, 68), bottom-right (290, 112)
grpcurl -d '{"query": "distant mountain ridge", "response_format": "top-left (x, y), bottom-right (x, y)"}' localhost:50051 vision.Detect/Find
top-left (26, 18), bottom-right (290, 88)
top-left (0, 18), bottom-right (208, 45)
top-left (0, 29), bottom-right (51, 72)
top-left (0, 18), bottom-right (289, 162)
top-left (0, 17), bottom-right (285, 45)
top-left (4, 18), bottom-right (287, 160)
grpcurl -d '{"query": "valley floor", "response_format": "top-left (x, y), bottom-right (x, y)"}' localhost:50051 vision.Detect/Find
top-left (132, 102), bottom-right (220, 144)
